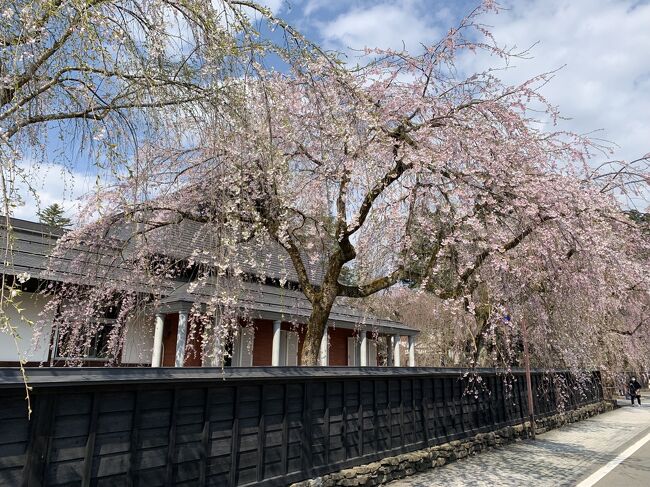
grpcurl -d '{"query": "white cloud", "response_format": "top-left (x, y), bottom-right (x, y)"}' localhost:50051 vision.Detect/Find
top-left (12, 161), bottom-right (96, 223)
top-left (461, 0), bottom-right (650, 165)
top-left (318, 0), bottom-right (441, 53)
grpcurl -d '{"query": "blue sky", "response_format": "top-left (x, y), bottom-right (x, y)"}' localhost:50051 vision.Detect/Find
top-left (16, 0), bottom-right (650, 220)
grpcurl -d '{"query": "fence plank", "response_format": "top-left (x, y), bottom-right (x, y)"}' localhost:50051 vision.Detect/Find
top-left (387, 380), bottom-right (393, 451)
top-left (80, 392), bottom-right (100, 487)
top-left (199, 388), bottom-right (211, 486)
top-left (126, 390), bottom-right (141, 487)
top-left (281, 382), bottom-right (289, 477)
top-left (324, 380), bottom-right (331, 467)
top-left (21, 394), bottom-right (55, 487)
top-left (399, 379), bottom-right (405, 448)
top-left (421, 378), bottom-right (430, 445)
top-left (373, 380), bottom-right (379, 455)
top-left (256, 386), bottom-right (266, 483)
top-left (302, 382), bottom-right (313, 474)
top-left (357, 381), bottom-right (363, 457)
top-left (229, 386), bottom-right (240, 487)
top-left (165, 388), bottom-right (179, 487)
top-left (342, 381), bottom-right (348, 462)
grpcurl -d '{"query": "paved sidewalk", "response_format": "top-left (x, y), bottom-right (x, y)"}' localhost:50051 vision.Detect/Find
top-left (388, 400), bottom-right (650, 487)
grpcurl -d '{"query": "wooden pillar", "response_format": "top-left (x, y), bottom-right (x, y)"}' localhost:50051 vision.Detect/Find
top-left (319, 326), bottom-right (329, 366)
top-left (272, 320), bottom-right (282, 366)
top-left (360, 332), bottom-right (368, 367)
top-left (175, 310), bottom-right (188, 367)
top-left (151, 313), bottom-right (164, 367)
top-left (393, 335), bottom-right (401, 367)
top-left (386, 335), bottom-right (393, 366)
top-left (408, 336), bottom-right (416, 367)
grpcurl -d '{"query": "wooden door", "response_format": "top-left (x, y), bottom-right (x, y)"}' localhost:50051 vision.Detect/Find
top-left (162, 313), bottom-right (179, 366)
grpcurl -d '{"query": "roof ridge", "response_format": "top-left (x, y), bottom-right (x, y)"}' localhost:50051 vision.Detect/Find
top-left (0, 216), bottom-right (66, 237)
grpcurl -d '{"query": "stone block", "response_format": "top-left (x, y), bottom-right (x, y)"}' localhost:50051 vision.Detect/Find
top-left (384, 457), bottom-right (400, 466)
top-left (454, 450), bottom-right (468, 460)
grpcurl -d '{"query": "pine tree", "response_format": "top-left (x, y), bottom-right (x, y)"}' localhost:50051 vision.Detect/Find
top-left (37, 204), bottom-right (71, 229)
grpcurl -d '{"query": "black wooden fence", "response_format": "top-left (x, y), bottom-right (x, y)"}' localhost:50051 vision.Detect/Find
top-left (0, 367), bottom-right (602, 487)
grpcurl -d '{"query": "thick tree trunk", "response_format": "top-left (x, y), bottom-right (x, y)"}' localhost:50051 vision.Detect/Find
top-left (467, 284), bottom-right (492, 366)
top-left (301, 300), bottom-right (335, 366)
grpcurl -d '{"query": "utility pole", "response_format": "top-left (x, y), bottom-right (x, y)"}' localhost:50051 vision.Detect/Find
top-left (521, 316), bottom-right (536, 439)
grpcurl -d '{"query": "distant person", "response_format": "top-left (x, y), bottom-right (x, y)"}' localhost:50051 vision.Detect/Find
top-left (629, 377), bottom-right (642, 406)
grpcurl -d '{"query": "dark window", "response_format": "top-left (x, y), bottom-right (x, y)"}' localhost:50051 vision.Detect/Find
top-left (54, 320), bottom-right (117, 361)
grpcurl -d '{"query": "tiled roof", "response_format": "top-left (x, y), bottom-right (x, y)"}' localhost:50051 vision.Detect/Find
top-left (144, 218), bottom-right (327, 284)
top-left (0, 218), bottom-right (64, 278)
top-left (0, 217), bottom-right (162, 292)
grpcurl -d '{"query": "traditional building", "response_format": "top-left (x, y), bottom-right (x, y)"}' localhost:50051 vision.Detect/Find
top-left (0, 217), bottom-right (418, 367)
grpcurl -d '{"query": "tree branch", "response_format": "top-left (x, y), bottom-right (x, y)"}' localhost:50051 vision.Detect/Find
top-left (6, 95), bottom-right (205, 139)
top-left (346, 156), bottom-right (412, 236)
top-left (337, 266), bottom-right (404, 298)
top-left (608, 319), bottom-right (647, 336)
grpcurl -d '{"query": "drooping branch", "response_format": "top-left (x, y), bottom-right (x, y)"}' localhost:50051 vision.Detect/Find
top-left (440, 216), bottom-right (554, 299)
top-left (251, 181), bottom-right (317, 302)
top-left (5, 95), bottom-right (207, 139)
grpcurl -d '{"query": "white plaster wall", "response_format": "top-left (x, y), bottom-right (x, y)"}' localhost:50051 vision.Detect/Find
top-left (121, 314), bottom-right (154, 364)
top-left (0, 292), bottom-right (53, 363)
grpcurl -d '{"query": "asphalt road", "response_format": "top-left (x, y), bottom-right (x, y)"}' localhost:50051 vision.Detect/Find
top-left (591, 427), bottom-right (650, 486)
top-left (388, 401), bottom-right (650, 487)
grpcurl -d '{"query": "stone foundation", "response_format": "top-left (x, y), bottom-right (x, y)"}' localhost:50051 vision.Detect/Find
top-left (291, 400), bottom-right (615, 487)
